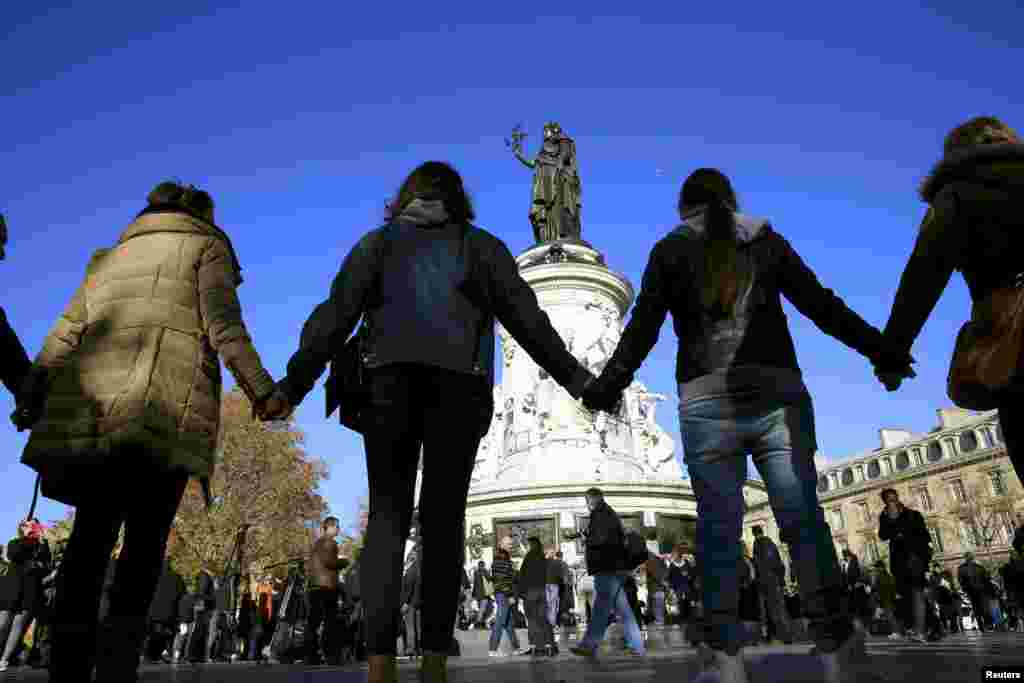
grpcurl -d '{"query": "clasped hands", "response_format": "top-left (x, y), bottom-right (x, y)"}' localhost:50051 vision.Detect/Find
top-left (580, 374), bottom-right (623, 415)
top-left (873, 350), bottom-right (918, 392)
top-left (253, 384), bottom-right (293, 422)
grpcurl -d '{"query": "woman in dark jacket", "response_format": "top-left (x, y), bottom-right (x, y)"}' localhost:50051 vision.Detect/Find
top-left (517, 538), bottom-right (554, 656)
top-left (879, 116), bottom-right (1023, 477)
top-left (585, 169), bottom-right (912, 683)
top-left (279, 161), bottom-right (591, 683)
top-left (0, 520), bottom-right (51, 672)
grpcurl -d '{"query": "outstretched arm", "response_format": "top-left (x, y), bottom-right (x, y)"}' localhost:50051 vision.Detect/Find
top-left (596, 240), bottom-right (672, 394)
top-left (882, 189), bottom-right (962, 361)
top-left (512, 151), bottom-right (536, 169)
top-left (279, 230), bottom-right (382, 406)
top-left (776, 232), bottom-right (910, 370)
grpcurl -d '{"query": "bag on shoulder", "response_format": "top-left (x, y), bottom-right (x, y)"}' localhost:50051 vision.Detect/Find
top-left (623, 530), bottom-right (649, 570)
top-left (947, 271), bottom-right (1024, 410)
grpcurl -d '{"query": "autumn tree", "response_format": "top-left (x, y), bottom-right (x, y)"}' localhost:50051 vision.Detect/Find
top-left (166, 388), bottom-right (331, 584)
top-left (943, 475), bottom-right (1024, 572)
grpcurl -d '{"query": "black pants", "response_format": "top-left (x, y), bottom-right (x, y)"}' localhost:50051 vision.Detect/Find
top-left (524, 588), bottom-right (553, 648)
top-left (305, 588), bottom-right (338, 661)
top-left (52, 463), bottom-right (188, 665)
top-left (360, 365), bottom-right (492, 655)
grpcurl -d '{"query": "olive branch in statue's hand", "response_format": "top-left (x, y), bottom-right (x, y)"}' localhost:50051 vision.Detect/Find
top-left (505, 124), bottom-right (528, 154)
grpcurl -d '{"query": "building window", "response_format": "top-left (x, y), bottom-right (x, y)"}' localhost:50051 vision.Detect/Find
top-left (866, 540), bottom-right (880, 563)
top-left (858, 501), bottom-right (871, 524)
top-left (882, 457), bottom-right (893, 474)
top-left (895, 451), bottom-right (910, 471)
top-left (867, 461), bottom-right (881, 479)
top-left (817, 476), bottom-right (829, 493)
top-left (1001, 512), bottom-right (1017, 545)
top-left (980, 429), bottom-right (994, 449)
top-left (929, 526), bottom-right (944, 554)
top-left (950, 479), bottom-right (967, 504)
top-left (913, 487), bottom-right (933, 512)
top-left (841, 469), bottom-right (854, 486)
top-left (991, 470), bottom-right (1008, 496)
top-left (832, 508), bottom-right (845, 531)
top-left (927, 442), bottom-right (943, 462)
top-left (959, 431), bottom-right (978, 453)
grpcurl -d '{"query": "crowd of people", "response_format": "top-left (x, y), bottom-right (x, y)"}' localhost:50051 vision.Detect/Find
top-left (1, 114), bottom-right (1022, 683)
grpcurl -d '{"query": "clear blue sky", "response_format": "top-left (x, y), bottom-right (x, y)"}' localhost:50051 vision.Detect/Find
top-left (3, 3), bottom-right (1022, 536)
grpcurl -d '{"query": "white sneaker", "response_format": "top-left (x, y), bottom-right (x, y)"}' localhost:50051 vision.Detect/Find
top-left (888, 632), bottom-right (903, 640)
top-left (818, 629), bottom-right (867, 683)
top-left (696, 643), bottom-right (749, 683)
top-left (0, 660), bottom-right (7, 672)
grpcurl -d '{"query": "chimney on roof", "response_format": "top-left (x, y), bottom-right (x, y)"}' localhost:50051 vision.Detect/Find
top-left (879, 429), bottom-right (914, 450)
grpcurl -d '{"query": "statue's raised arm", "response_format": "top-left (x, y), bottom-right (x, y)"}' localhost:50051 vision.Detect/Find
top-left (505, 124), bottom-right (535, 169)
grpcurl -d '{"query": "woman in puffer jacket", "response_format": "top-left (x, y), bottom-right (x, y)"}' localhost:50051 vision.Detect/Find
top-left (14, 181), bottom-right (286, 682)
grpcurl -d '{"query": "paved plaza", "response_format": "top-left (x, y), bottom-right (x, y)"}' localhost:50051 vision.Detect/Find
top-left (1, 630), bottom-right (1023, 682)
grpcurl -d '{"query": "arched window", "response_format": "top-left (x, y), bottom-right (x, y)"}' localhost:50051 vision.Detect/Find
top-left (818, 476), bottom-right (829, 493)
top-left (841, 469), bottom-right (854, 486)
top-left (959, 431), bottom-right (978, 454)
top-left (927, 441), bottom-right (943, 462)
top-left (895, 451), bottom-right (910, 471)
top-left (867, 461), bottom-right (881, 479)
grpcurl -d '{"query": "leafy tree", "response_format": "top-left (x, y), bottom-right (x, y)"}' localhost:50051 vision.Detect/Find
top-left (944, 477), bottom-right (1024, 574)
top-left (166, 389), bottom-right (331, 583)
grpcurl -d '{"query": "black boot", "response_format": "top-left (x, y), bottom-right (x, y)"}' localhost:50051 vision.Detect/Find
top-left (94, 616), bottom-right (147, 683)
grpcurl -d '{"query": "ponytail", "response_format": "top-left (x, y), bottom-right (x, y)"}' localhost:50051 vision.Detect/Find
top-left (678, 169), bottom-right (745, 316)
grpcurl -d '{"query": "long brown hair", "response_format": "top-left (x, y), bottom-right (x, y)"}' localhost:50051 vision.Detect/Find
top-left (385, 161), bottom-right (475, 223)
top-left (678, 168), bottom-right (746, 315)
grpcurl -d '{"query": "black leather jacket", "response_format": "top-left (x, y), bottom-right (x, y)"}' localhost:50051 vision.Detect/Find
top-left (281, 220), bottom-right (589, 406)
top-left (598, 210), bottom-right (902, 395)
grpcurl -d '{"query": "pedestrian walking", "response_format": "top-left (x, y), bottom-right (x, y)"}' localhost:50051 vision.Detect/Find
top-left (12, 181), bottom-right (289, 682)
top-left (878, 489), bottom-right (933, 642)
top-left (487, 547), bottom-right (522, 657)
top-left (472, 561), bottom-right (494, 630)
top-left (568, 488), bottom-right (645, 657)
top-left (751, 527), bottom-right (792, 643)
top-left (305, 517), bottom-right (351, 664)
top-left (0, 520), bottom-right (50, 672)
top-left (878, 116), bottom-right (1023, 479)
top-left (518, 538), bottom-right (554, 656)
top-left (959, 552), bottom-right (992, 631)
top-left (277, 161), bottom-right (592, 683)
top-left (584, 168), bottom-right (907, 682)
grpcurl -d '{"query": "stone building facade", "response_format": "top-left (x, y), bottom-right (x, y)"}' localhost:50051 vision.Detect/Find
top-left (743, 407), bottom-right (1018, 576)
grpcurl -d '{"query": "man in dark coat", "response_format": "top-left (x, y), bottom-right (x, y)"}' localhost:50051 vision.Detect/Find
top-left (752, 526), bottom-right (792, 643)
top-left (878, 488), bottom-right (932, 641)
top-left (0, 215), bottom-right (31, 403)
top-left (569, 488), bottom-right (645, 656)
top-left (958, 552), bottom-right (992, 631)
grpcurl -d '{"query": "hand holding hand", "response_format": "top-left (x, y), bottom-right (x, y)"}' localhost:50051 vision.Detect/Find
top-left (582, 375), bottom-right (621, 414)
top-left (255, 388), bottom-right (293, 422)
top-left (875, 363), bottom-right (916, 392)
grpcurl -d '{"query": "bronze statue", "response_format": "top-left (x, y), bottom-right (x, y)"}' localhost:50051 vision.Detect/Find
top-left (506, 122), bottom-right (582, 244)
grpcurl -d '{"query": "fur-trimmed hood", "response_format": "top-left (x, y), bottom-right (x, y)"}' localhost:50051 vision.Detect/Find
top-left (920, 143), bottom-right (1024, 203)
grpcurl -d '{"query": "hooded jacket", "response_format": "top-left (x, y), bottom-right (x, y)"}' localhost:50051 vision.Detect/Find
top-left (19, 210), bottom-right (275, 506)
top-left (280, 199), bottom-right (589, 407)
top-left (596, 208), bottom-right (903, 402)
top-left (883, 143), bottom-right (1024, 360)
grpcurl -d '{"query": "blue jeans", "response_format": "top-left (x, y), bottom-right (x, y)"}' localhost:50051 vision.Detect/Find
top-left (578, 573), bottom-right (644, 653)
top-left (545, 585), bottom-right (560, 627)
top-left (488, 592), bottom-right (520, 652)
top-left (680, 390), bottom-right (851, 655)
top-left (650, 590), bottom-right (666, 625)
